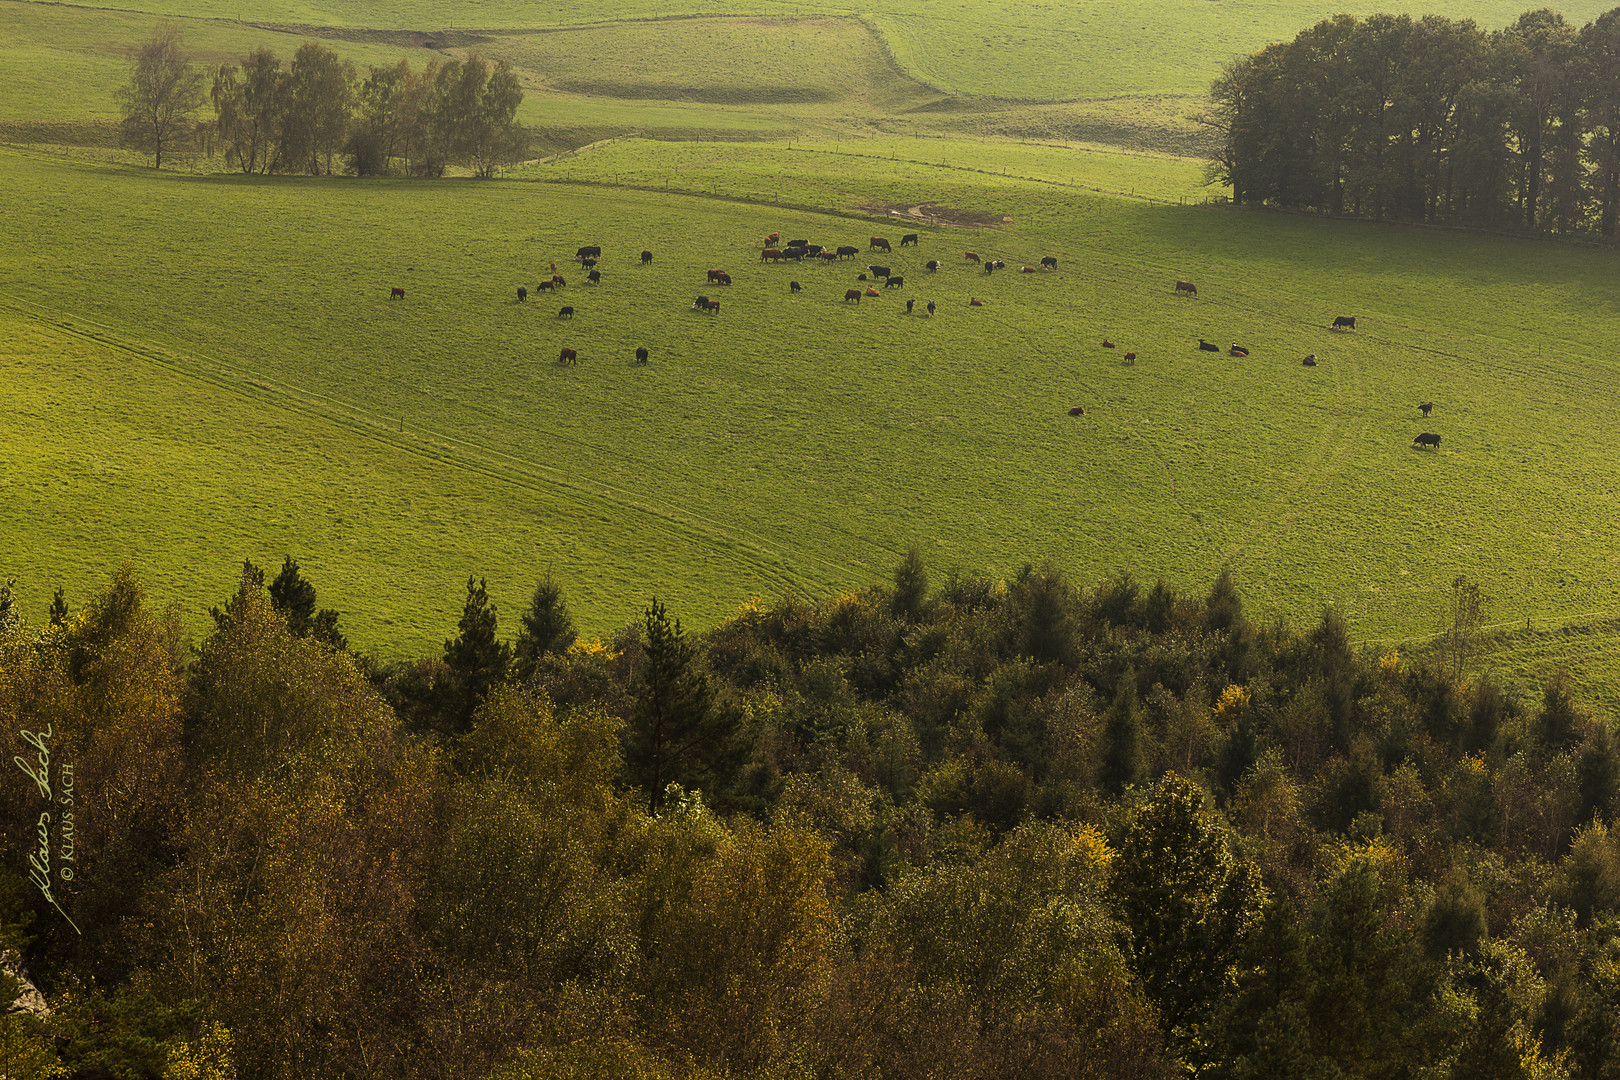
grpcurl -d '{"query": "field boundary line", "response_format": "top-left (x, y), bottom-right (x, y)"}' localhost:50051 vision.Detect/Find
top-left (0, 295), bottom-right (866, 587)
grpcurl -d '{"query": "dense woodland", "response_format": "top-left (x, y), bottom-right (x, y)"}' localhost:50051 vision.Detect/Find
top-left (1206, 7), bottom-right (1620, 234)
top-left (1, 557), bottom-right (1619, 1080)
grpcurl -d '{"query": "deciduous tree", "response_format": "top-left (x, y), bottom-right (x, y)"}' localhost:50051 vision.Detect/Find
top-left (115, 24), bottom-right (205, 169)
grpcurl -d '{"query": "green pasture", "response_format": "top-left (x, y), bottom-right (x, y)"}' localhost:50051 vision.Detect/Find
top-left (3, 144), bottom-right (1620, 659)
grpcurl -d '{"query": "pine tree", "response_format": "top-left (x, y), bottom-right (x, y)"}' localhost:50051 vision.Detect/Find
top-left (268, 556), bottom-right (317, 637)
top-left (443, 576), bottom-right (510, 733)
top-left (891, 546), bottom-right (928, 622)
top-left (511, 572), bottom-right (576, 681)
top-left (625, 598), bottom-right (732, 813)
top-left (48, 588), bottom-right (67, 627)
top-left (1100, 674), bottom-right (1145, 795)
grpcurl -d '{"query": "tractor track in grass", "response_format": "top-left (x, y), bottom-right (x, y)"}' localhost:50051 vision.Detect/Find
top-left (0, 294), bottom-right (868, 588)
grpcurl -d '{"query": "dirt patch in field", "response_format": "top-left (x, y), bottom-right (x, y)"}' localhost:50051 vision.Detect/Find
top-left (857, 201), bottom-right (1011, 228)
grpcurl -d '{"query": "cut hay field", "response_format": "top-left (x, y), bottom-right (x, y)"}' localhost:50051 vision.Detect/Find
top-left (4, 141), bottom-right (1620, 663)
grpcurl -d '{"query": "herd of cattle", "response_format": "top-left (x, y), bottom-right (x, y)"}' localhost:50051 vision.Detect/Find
top-left (389, 236), bottom-right (1442, 449)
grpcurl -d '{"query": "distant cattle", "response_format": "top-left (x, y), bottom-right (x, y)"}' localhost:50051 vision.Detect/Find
top-left (790, 281), bottom-right (801, 293)
top-left (1419, 401), bottom-right (1434, 417)
top-left (926, 300), bottom-right (936, 316)
top-left (989, 260), bottom-right (1005, 270)
top-left (580, 258), bottom-right (597, 270)
top-left (820, 250), bottom-right (839, 262)
top-left (537, 280), bottom-right (555, 292)
top-left (1020, 266), bottom-right (1037, 274)
top-left (969, 297), bottom-right (983, 307)
top-left (559, 347), bottom-right (578, 365)
top-left (866, 286), bottom-right (881, 297)
top-left (575, 246), bottom-right (601, 261)
top-left (804, 244), bottom-right (824, 256)
top-left (715, 272), bottom-right (732, 286)
top-left (516, 286), bottom-right (527, 302)
top-left (870, 236), bottom-right (891, 251)
top-left (707, 269), bottom-right (727, 282)
top-left (1124, 352), bottom-right (1137, 362)
top-left (587, 270), bottom-right (601, 284)
top-left (1332, 315), bottom-right (1357, 330)
top-left (1102, 340), bottom-right (1116, 349)
top-left (766, 232), bottom-right (780, 245)
top-left (1068, 405), bottom-right (1085, 417)
top-left (837, 246), bottom-right (860, 259)
top-left (787, 239), bottom-right (807, 248)
top-left (1198, 339), bottom-right (1220, 352)
top-left (705, 299), bottom-right (720, 313)
top-left (1230, 344), bottom-right (1249, 357)
top-left (900, 233), bottom-right (920, 247)
top-left (906, 299), bottom-right (915, 313)
top-left (845, 288), bottom-right (862, 302)
top-left (1175, 280), bottom-right (1198, 296)
top-left (1041, 256), bottom-right (1058, 269)
top-left (926, 260), bottom-right (942, 271)
top-left (1303, 354), bottom-right (1318, 367)
top-left (636, 346), bottom-right (649, 363)
top-left (390, 286), bottom-right (405, 300)
top-left (694, 295), bottom-right (710, 310)
top-left (641, 250), bottom-right (654, 264)
top-left (857, 273), bottom-right (868, 281)
top-left (965, 252), bottom-right (981, 263)
top-left (783, 248), bottom-right (804, 261)
top-left (558, 306), bottom-right (574, 318)
top-left (552, 274), bottom-right (566, 287)
top-left (1414, 432), bottom-right (1441, 448)
top-left (869, 265), bottom-right (892, 279)
top-left (886, 276), bottom-right (904, 289)
top-left (762, 248), bottom-right (784, 262)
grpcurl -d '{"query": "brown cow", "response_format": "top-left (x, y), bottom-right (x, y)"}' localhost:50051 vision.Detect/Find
top-left (536, 280), bottom-right (555, 291)
top-left (1102, 340), bottom-right (1116, 348)
top-left (820, 250), bottom-right (838, 262)
top-left (1124, 352), bottom-right (1137, 362)
top-left (707, 269), bottom-right (727, 283)
top-left (716, 272), bottom-right (732, 286)
top-left (969, 297), bottom-right (983, 307)
top-left (1020, 265), bottom-right (1037, 273)
top-left (761, 248), bottom-right (784, 262)
top-left (766, 232), bottom-right (780, 245)
top-left (844, 288), bottom-right (862, 302)
top-left (390, 287), bottom-right (405, 299)
top-left (865, 286), bottom-right (881, 297)
top-left (870, 236), bottom-right (891, 251)
top-left (1175, 280), bottom-right (1198, 296)
top-left (1068, 405), bottom-right (1085, 417)
top-left (965, 252), bottom-right (981, 263)
top-left (558, 347), bottom-right (578, 365)
top-left (552, 274), bottom-right (566, 287)
top-left (705, 299), bottom-right (720, 314)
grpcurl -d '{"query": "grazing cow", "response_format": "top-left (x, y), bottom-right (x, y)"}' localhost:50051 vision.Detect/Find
top-left (804, 245), bottom-right (824, 256)
top-left (865, 286), bottom-right (881, 297)
top-left (1303, 355), bottom-right (1318, 367)
top-left (989, 260), bottom-right (1005, 270)
top-left (985, 262), bottom-right (995, 275)
top-left (845, 288), bottom-right (862, 302)
top-left (783, 248), bottom-right (804, 261)
top-left (575, 246), bottom-right (601, 261)
top-left (821, 250), bottom-right (839, 262)
top-left (694, 295), bottom-right (710, 310)
top-left (886, 276), bottom-right (904, 289)
top-left (559, 347), bottom-right (578, 365)
top-left (837, 245), bottom-right (860, 259)
top-left (926, 260), bottom-right (942, 271)
top-left (926, 300), bottom-right (936, 316)
top-left (558, 306), bottom-right (574, 318)
top-left (716, 272), bottom-right (732, 286)
top-left (1175, 280), bottom-right (1198, 296)
top-left (766, 232), bottom-right (780, 245)
top-left (787, 239), bottom-right (807, 248)
top-left (517, 286), bottom-right (528, 302)
top-left (537, 280), bottom-right (555, 292)
top-left (868, 265), bottom-right (891, 279)
top-left (870, 236), bottom-right (891, 251)
top-left (762, 248), bottom-right (784, 262)
top-left (1419, 401), bottom-right (1434, 417)
top-left (581, 258), bottom-right (597, 270)
top-left (707, 269), bottom-right (727, 283)
top-left (1414, 432), bottom-right (1441, 448)
top-left (1102, 340), bottom-right (1116, 349)
top-left (970, 297), bottom-right (983, 307)
top-left (636, 346), bottom-right (649, 363)
top-left (587, 270), bottom-right (601, 284)
top-left (1020, 266), bottom-right (1037, 274)
top-left (390, 286), bottom-right (405, 299)
top-left (552, 274), bottom-right (566, 287)
top-left (641, 250), bottom-right (654, 264)
top-left (965, 252), bottom-right (981, 263)
top-left (900, 233), bottom-right (920, 247)
top-left (1332, 315), bottom-right (1357, 330)
top-left (906, 299), bottom-right (915, 314)
top-left (705, 299), bottom-right (720, 314)
top-left (1041, 256), bottom-right (1058, 269)
top-left (1124, 352), bottom-right (1137, 362)
top-left (1068, 405), bottom-right (1085, 417)
top-left (1198, 339), bottom-right (1220, 352)
top-left (790, 281), bottom-right (801, 293)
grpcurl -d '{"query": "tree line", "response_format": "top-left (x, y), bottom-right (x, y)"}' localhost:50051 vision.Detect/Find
top-left (1205, 7), bottom-right (1620, 235)
top-left (117, 26), bottom-right (526, 176)
top-left (3, 556), bottom-right (1620, 1079)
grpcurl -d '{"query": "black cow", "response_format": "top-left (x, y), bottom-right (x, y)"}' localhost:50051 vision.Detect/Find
top-left (926, 300), bottom-right (936, 316)
top-left (641, 250), bottom-right (653, 264)
top-left (1040, 256), bottom-right (1057, 269)
top-left (517, 286), bottom-right (528, 302)
top-left (636, 346), bottom-right (649, 363)
top-left (1419, 401), bottom-right (1434, 417)
top-left (558, 306), bottom-right (574, 318)
top-left (787, 239), bottom-right (807, 248)
top-left (790, 281), bottom-right (801, 293)
top-left (1414, 432), bottom-right (1441, 448)
top-left (1303, 355), bottom-right (1318, 367)
top-left (587, 270), bottom-right (601, 284)
top-left (885, 276), bottom-right (904, 289)
top-left (926, 260), bottom-right (942, 271)
top-left (581, 258), bottom-right (598, 270)
top-left (906, 299), bottom-right (915, 313)
top-left (857, 273), bottom-right (868, 281)
top-left (1332, 315), bottom-right (1357, 330)
top-left (836, 245), bottom-right (860, 259)
top-left (900, 233), bottom-right (919, 247)
top-left (783, 248), bottom-right (804, 261)
top-left (694, 295), bottom-right (710, 310)
top-left (576, 245), bottom-right (601, 260)
top-left (804, 245), bottom-right (824, 256)
top-left (869, 265), bottom-right (892, 279)
top-left (1198, 339), bottom-right (1221, 352)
